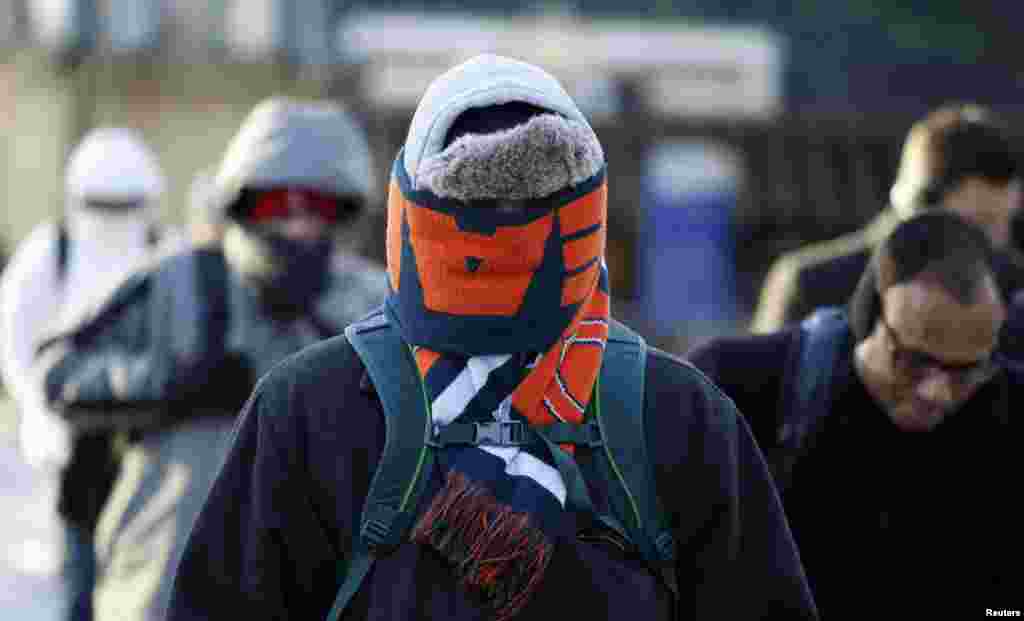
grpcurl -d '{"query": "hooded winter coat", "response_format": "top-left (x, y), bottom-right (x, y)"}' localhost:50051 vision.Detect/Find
top-left (0, 127), bottom-right (179, 531)
top-left (165, 55), bottom-right (817, 621)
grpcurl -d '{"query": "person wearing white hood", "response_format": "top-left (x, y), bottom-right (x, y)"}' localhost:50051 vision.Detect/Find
top-left (37, 98), bottom-right (390, 621)
top-left (0, 127), bottom-right (179, 621)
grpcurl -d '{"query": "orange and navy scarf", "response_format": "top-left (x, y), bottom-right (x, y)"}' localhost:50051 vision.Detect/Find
top-left (385, 152), bottom-right (609, 619)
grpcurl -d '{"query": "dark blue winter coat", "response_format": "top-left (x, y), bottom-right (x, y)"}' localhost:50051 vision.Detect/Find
top-left (165, 334), bottom-right (818, 620)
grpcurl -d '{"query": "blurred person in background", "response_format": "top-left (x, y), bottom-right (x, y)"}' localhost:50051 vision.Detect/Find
top-left (167, 55), bottom-right (816, 621)
top-left (690, 212), bottom-right (1022, 619)
top-left (752, 103), bottom-right (1024, 334)
top-left (0, 127), bottom-right (179, 621)
top-left (36, 97), bottom-right (389, 621)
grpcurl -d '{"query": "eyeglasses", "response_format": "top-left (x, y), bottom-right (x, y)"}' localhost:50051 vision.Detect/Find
top-left (879, 314), bottom-right (1000, 386)
top-left (247, 189), bottom-right (356, 225)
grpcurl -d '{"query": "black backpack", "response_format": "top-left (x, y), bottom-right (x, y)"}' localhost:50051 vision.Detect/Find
top-left (326, 310), bottom-right (679, 620)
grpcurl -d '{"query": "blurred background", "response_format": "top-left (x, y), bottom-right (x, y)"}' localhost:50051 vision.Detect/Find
top-left (1, 1), bottom-right (1024, 616)
top-left (3, 1), bottom-right (1024, 346)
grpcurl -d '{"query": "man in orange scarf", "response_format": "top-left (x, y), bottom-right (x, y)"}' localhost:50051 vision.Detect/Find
top-left (167, 55), bottom-right (816, 621)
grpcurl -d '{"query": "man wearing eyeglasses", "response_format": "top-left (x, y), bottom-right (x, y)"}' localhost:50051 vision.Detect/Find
top-left (34, 98), bottom-right (389, 621)
top-left (689, 211), bottom-right (1022, 619)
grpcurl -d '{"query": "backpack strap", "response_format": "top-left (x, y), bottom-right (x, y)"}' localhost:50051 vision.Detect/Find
top-left (773, 306), bottom-right (852, 489)
top-left (594, 320), bottom-right (678, 597)
top-left (146, 226), bottom-right (161, 248)
top-left (189, 248), bottom-right (232, 360)
top-left (328, 309), bottom-right (435, 621)
top-left (56, 219), bottom-right (69, 283)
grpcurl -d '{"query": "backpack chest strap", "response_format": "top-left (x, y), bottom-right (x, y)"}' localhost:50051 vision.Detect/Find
top-left (428, 420), bottom-right (603, 448)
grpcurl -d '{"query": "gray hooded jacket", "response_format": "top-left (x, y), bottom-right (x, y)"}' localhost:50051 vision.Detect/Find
top-left (216, 97), bottom-right (376, 212)
top-left (39, 99), bottom-right (388, 432)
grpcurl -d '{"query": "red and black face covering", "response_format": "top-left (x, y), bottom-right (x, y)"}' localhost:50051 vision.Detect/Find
top-left (229, 188), bottom-right (359, 316)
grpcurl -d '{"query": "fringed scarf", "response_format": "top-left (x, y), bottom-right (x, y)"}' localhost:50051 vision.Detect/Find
top-left (384, 114), bottom-right (609, 620)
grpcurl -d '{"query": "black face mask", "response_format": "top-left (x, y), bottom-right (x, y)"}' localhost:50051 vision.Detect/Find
top-left (230, 228), bottom-right (334, 318)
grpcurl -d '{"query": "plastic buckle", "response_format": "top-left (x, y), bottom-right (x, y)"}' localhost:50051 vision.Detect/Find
top-left (474, 421), bottom-right (529, 446)
top-left (361, 505), bottom-right (399, 548)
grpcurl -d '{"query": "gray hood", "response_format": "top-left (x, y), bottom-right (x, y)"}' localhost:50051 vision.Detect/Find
top-left (214, 97), bottom-right (375, 216)
top-left (401, 54), bottom-right (598, 191)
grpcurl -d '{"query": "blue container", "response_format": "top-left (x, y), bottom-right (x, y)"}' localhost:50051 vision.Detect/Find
top-left (636, 140), bottom-right (741, 342)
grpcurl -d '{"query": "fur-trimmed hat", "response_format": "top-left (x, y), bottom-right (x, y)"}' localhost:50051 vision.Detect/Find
top-left (400, 54), bottom-right (604, 202)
